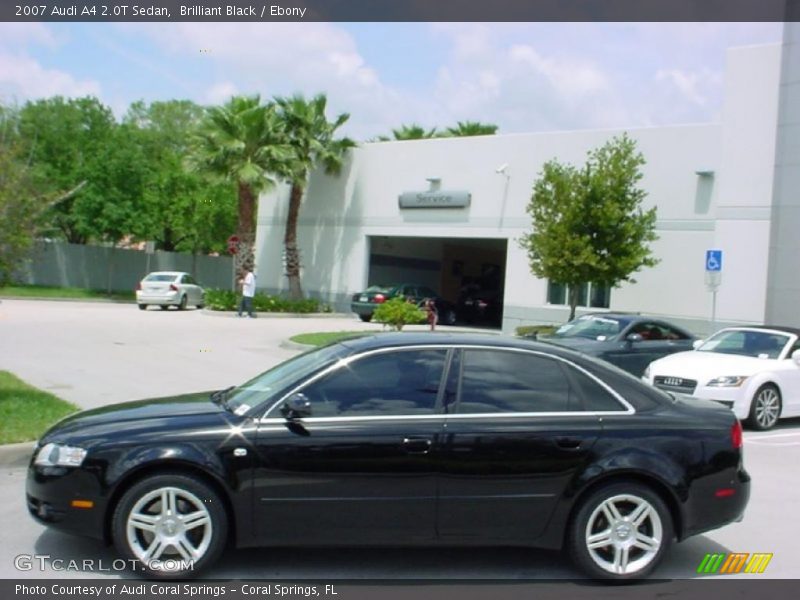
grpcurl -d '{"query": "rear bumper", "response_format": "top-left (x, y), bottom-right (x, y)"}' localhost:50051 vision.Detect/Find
top-left (136, 292), bottom-right (180, 305)
top-left (681, 467), bottom-right (751, 540)
top-left (350, 302), bottom-right (376, 317)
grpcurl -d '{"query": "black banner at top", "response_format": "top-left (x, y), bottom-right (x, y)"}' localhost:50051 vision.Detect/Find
top-left (2, 0), bottom-right (800, 23)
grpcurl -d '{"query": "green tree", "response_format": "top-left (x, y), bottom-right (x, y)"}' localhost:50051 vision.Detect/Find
top-left (17, 96), bottom-right (118, 244)
top-left (444, 121), bottom-right (498, 136)
top-left (372, 297), bottom-right (426, 331)
top-left (275, 94), bottom-right (356, 299)
top-left (0, 109), bottom-right (48, 284)
top-left (124, 100), bottom-right (236, 259)
top-left (191, 95), bottom-right (291, 280)
top-left (519, 134), bottom-right (658, 321)
top-left (377, 123), bottom-right (438, 141)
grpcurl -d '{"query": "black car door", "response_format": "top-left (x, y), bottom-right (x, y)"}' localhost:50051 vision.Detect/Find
top-left (437, 348), bottom-right (603, 542)
top-left (251, 347), bottom-right (449, 544)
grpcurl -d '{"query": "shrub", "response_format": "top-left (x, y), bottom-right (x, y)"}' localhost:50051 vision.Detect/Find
top-left (204, 289), bottom-right (322, 313)
top-left (373, 296), bottom-right (426, 331)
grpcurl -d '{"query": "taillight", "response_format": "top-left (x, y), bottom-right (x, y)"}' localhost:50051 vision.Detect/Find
top-left (169, 284), bottom-right (179, 292)
top-left (731, 420), bottom-right (743, 449)
top-left (477, 300), bottom-right (488, 309)
top-left (135, 282), bottom-right (141, 291)
top-left (373, 294), bottom-right (386, 304)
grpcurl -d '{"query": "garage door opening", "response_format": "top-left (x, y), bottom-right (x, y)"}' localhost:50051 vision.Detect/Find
top-left (366, 236), bottom-right (508, 328)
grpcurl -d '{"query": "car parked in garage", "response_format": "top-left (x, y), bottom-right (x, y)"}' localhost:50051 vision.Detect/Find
top-left (27, 332), bottom-right (749, 580)
top-left (136, 271), bottom-right (204, 311)
top-left (350, 283), bottom-right (458, 325)
top-left (534, 313), bottom-right (696, 377)
top-left (458, 289), bottom-right (503, 327)
top-left (644, 326), bottom-right (800, 430)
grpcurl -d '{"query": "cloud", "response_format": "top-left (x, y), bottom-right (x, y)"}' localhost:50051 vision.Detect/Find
top-left (0, 24), bottom-right (101, 104)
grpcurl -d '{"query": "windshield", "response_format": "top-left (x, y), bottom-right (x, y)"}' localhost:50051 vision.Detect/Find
top-left (697, 329), bottom-right (789, 359)
top-left (552, 315), bottom-right (625, 340)
top-left (226, 344), bottom-right (348, 414)
top-left (144, 273), bottom-right (178, 282)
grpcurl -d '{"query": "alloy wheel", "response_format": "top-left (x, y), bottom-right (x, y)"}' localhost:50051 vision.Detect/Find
top-left (125, 486), bottom-right (213, 570)
top-left (754, 387), bottom-right (780, 429)
top-left (584, 493), bottom-right (664, 576)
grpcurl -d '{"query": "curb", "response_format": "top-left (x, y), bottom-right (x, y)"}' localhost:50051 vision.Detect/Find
top-left (279, 339), bottom-right (315, 351)
top-left (0, 442), bottom-right (35, 468)
top-left (0, 295), bottom-right (135, 304)
top-left (200, 309), bottom-right (352, 319)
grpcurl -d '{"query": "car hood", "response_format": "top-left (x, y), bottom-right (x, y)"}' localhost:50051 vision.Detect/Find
top-left (649, 350), bottom-right (777, 379)
top-left (41, 391), bottom-right (226, 440)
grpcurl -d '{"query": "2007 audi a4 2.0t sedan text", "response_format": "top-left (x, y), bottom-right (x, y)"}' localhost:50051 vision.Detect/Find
top-left (26, 333), bottom-right (750, 580)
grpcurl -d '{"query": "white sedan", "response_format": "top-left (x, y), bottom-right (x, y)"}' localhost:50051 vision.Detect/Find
top-left (135, 271), bottom-right (205, 311)
top-left (644, 326), bottom-right (800, 430)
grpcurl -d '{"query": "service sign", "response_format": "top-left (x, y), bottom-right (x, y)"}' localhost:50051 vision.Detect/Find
top-left (398, 190), bottom-right (471, 209)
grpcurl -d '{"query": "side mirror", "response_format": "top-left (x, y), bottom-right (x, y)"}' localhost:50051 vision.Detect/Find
top-left (693, 339), bottom-right (704, 350)
top-left (626, 333), bottom-right (643, 345)
top-left (792, 349), bottom-right (800, 366)
top-left (281, 393), bottom-right (312, 420)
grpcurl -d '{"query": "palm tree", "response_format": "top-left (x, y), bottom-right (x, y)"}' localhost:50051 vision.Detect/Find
top-left (444, 121), bottom-right (498, 136)
top-left (387, 123), bottom-right (438, 140)
top-left (191, 95), bottom-right (291, 280)
top-left (275, 94), bottom-right (356, 299)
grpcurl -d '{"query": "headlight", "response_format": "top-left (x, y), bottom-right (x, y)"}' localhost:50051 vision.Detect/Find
top-left (706, 376), bottom-right (748, 388)
top-left (34, 443), bottom-right (87, 467)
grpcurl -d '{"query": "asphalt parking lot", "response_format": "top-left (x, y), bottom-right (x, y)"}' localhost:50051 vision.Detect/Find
top-left (1, 298), bottom-right (799, 580)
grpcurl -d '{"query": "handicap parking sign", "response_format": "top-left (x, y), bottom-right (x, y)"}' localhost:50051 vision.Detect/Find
top-left (706, 249), bottom-right (722, 272)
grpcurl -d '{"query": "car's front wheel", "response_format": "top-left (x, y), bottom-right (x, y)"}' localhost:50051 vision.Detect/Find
top-left (567, 482), bottom-right (672, 580)
top-left (748, 384), bottom-right (781, 430)
top-left (112, 473), bottom-right (228, 579)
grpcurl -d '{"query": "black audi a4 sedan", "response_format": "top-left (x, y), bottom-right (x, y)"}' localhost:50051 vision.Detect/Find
top-left (27, 333), bottom-right (749, 580)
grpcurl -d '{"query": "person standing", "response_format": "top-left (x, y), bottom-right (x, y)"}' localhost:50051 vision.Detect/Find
top-left (238, 265), bottom-right (256, 318)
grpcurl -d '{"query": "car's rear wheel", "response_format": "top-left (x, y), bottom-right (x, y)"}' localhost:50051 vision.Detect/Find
top-left (748, 384), bottom-right (781, 431)
top-left (178, 295), bottom-right (188, 311)
top-left (112, 473), bottom-right (228, 579)
top-left (567, 482), bottom-right (672, 580)
top-left (138, 304), bottom-right (147, 311)
top-left (359, 314), bottom-right (372, 322)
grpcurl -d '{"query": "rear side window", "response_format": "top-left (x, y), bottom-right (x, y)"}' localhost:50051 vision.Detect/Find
top-left (458, 350), bottom-right (577, 413)
top-left (562, 365), bottom-right (628, 412)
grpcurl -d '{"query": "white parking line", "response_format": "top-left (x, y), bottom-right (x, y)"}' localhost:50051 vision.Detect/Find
top-left (745, 431), bottom-right (800, 446)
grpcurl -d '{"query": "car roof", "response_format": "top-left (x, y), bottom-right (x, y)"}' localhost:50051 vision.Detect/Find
top-left (337, 331), bottom-right (582, 358)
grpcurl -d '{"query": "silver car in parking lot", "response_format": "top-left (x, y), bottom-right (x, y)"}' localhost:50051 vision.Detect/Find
top-left (135, 271), bottom-right (204, 310)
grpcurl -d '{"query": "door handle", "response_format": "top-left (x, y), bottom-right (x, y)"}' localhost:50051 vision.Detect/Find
top-left (402, 437), bottom-right (432, 454)
top-left (555, 437), bottom-right (582, 450)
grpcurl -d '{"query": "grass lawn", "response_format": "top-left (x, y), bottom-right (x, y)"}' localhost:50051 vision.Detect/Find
top-left (0, 371), bottom-right (80, 444)
top-left (0, 284), bottom-right (134, 302)
top-left (290, 331), bottom-right (372, 347)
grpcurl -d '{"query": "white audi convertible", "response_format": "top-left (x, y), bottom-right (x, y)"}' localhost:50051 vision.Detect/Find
top-left (644, 326), bottom-right (800, 430)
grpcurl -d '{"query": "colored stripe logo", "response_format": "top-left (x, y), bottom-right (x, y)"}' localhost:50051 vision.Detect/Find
top-left (697, 553), bottom-right (772, 574)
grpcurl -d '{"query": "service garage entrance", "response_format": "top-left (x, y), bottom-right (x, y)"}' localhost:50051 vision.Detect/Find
top-left (366, 236), bottom-right (508, 327)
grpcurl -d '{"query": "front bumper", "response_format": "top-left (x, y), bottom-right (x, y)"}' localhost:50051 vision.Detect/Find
top-left (26, 461), bottom-right (107, 541)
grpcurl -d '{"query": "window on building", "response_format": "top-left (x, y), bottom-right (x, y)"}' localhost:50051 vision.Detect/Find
top-left (546, 281), bottom-right (610, 309)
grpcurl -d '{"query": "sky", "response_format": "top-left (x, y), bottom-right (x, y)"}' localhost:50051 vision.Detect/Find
top-left (0, 21), bottom-right (784, 140)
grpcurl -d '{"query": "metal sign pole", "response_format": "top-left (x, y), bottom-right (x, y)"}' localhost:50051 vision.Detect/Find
top-left (704, 249), bottom-right (723, 336)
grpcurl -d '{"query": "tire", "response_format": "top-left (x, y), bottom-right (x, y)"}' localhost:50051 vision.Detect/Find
top-left (138, 304), bottom-right (147, 311)
top-left (566, 482), bottom-right (672, 580)
top-left (197, 304), bottom-right (205, 310)
top-left (159, 305), bottom-right (169, 311)
top-left (178, 295), bottom-right (188, 311)
top-left (747, 384), bottom-right (781, 431)
top-left (359, 314), bottom-right (372, 322)
top-left (442, 309), bottom-right (457, 326)
top-left (112, 473), bottom-right (228, 579)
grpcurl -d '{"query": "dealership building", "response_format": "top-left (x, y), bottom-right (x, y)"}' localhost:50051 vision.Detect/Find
top-left (255, 27), bottom-right (799, 334)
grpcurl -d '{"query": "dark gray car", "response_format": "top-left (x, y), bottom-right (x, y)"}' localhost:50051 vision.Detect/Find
top-left (537, 313), bottom-right (697, 377)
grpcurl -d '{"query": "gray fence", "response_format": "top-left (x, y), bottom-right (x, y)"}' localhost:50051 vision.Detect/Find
top-left (14, 241), bottom-right (234, 292)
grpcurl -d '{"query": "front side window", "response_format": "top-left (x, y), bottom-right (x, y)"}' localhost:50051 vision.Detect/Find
top-left (299, 349), bottom-right (447, 417)
top-left (458, 350), bottom-right (577, 413)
